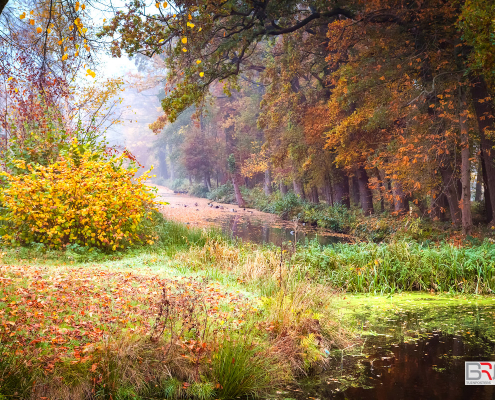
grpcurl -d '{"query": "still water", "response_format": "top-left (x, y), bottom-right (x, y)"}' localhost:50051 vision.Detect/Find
top-left (290, 297), bottom-right (495, 400)
top-left (206, 214), bottom-right (343, 246)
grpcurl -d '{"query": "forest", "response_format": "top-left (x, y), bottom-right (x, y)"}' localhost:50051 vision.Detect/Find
top-left (0, 0), bottom-right (495, 399)
top-left (112, 0), bottom-right (495, 239)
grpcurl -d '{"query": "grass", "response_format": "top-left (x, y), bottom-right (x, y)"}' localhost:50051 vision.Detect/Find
top-left (296, 239), bottom-right (495, 294)
top-left (1, 213), bottom-right (494, 398)
top-left (0, 218), bottom-right (346, 399)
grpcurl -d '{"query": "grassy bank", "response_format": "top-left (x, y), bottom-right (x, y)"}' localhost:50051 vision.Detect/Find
top-left (296, 240), bottom-right (495, 294)
top-left (1, 215), bottom-right (495, 398)
top-left (0, 218), bottom-right (349, 399)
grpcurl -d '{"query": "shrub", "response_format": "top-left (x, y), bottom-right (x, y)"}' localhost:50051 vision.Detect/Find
top-left (207, 183), bottom-right (235, 203)
top-left (0, 142), bottom-right (163, 250)
top-left (189, 184), bottom-right (209, 198)
top-left (265, 192), bottom-right (303, 219)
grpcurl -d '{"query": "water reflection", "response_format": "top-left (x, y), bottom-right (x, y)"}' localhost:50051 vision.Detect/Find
top-left (292, 303), bottom-right (495, 400)
top-left (207, 214), bottom-right (341, 246)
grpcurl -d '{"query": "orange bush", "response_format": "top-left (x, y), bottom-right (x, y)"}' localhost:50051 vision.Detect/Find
top-left (0, 143), bottom-right (162, 250)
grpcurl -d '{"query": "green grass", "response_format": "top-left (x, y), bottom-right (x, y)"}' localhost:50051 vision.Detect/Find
top-left (1, 214), bottom-right (495, 398)
top-left (296, 239), bottom-right (495, 294)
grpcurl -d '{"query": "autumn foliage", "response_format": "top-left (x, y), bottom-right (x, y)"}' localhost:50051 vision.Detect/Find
top-left (0, 141), bottom-right (160, 250)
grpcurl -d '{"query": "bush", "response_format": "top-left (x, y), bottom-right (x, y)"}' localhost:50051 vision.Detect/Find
top-left (0, 142), bottom-right (163, 250)
top-left (207, 183), bottom-right (235, 203)
top-left (264, 192), bottom-right (303, 219)
top-left (189, 184), bottom-right (209, 198)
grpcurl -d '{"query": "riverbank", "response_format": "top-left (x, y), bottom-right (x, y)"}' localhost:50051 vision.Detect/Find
top-left (0, 218), bottom-right (350, 399)
top-left (1, 216), bottom-right (495, 398)
top-left (161, 181), bottom-right (494, 243)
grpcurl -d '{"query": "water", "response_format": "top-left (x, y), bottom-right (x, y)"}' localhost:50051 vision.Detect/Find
top-left (289, 297), bottom-right (495, 400)
top-left (206, 214), bottom-right (343, 246)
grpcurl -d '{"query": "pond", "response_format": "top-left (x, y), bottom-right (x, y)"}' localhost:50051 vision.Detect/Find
top-left (288, 295), bottom-right (495, 400)
top-left (205, 214), bottom-right (343, 247)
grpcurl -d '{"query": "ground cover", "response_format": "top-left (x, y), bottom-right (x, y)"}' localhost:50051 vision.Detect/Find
top-left (1, 215), bottom-right (495, 399)
top-left (0, 221), bottom-right (349, 399)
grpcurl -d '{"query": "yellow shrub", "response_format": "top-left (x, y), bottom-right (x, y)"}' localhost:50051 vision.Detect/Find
top-left (0, 145), bottom-right (162, 250)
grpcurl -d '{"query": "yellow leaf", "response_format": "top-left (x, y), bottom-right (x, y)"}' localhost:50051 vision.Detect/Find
top-left (163, 2), bottom-right (167, 7)
top-left (47, 28), bottom-right (51, 34)
top-left (182, 47), bottom-right (187, 52)
top-left (173, 14), bottom-right (176, 17)
top-left (75, 1), bottom-right (80, 11)
top-left (199, 72), bottom-right (204, 77)
top-left (379, 76), bottom-right (385, 81)
top-left (187, 21), bottom-right (195, 28)
top-left (62, 54), bottom-right (68, 61)
top-left (155, 2), bottom-right (160, 8)
top-left (36, 26), bottom-right (42, 33)
top-left (19, 13), bottom-right (26, 19)
top-left (87, 69), bottom-right (96, 78)
top-left (58, 40), bottom-right (63, 45)
top-left (75, 51), bottom-right (79, 57)
top-left (196, 59), bottom-right (201, 64)
top-left (181, 37), bottom-right (187, 44)
top-left (159, 39), bottom-right (164, 43)
top-left (188, 13), bottom-right (192, 20)
top-left (29, 19), bottom-right (35, 25)
top-left (14, 88), bottom-right (18, 93)
top-left (81, 4), bottom-right (86, 10)
top-left (7, 77), bottom-right (13, 82)
top-left (198, 27), bottom-right (202, 32)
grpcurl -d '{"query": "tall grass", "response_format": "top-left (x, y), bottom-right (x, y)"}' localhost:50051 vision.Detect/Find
top-left (212, 331), bottom-right (288, 399)
top-left (296, 240), bottom-right (495, 294)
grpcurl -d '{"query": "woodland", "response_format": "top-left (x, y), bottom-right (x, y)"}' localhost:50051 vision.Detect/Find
top-left (116, 0), bottom-right (495, 239)
top-left (0, 0), bottom-right (495, 399)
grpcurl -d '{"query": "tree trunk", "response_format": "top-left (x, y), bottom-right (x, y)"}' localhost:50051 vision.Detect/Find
top-left (323, 175), bottom-right (333, 205)
top-left (168, 143), bottom-right (175, 181)
top-left (280, 181), bottom-right (288, 195)
top-left (481, 155), bottom-right (493, 221)
top-left (392, 180), bottom-right (409, 214)
top-left (310, 186), bottom-right (319, 204)
top-left (373, 168), bottom-right (386, 212)
top-left (293, 179), bottom-right (305, 200)
top-left (356, 167), bottom-right (374, 215)
top-left (430, 192), bottom-right (448, 221)
top-left (0, 0), bottom-right (9, 17)
top-left (475, 158), bottom-right (483, 202)
top-left (264, 168), bottom-right (272, 196)
top-left (232, 174), bottom-right (247, 208)
top-left (204, 171), bottom-right (212, 191)
top-left (459, 85), bottom-right (472, 235)
top-left (158, 148), bottom-right (169, 179)
top-left (351, 176), bottom-right (360, 207)
top-left (469, 75), bottom-right (495, 226)
top-left (333, 170), bottom-right (350, 207)
top-left (440, 166), bottom-right (461, 225)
